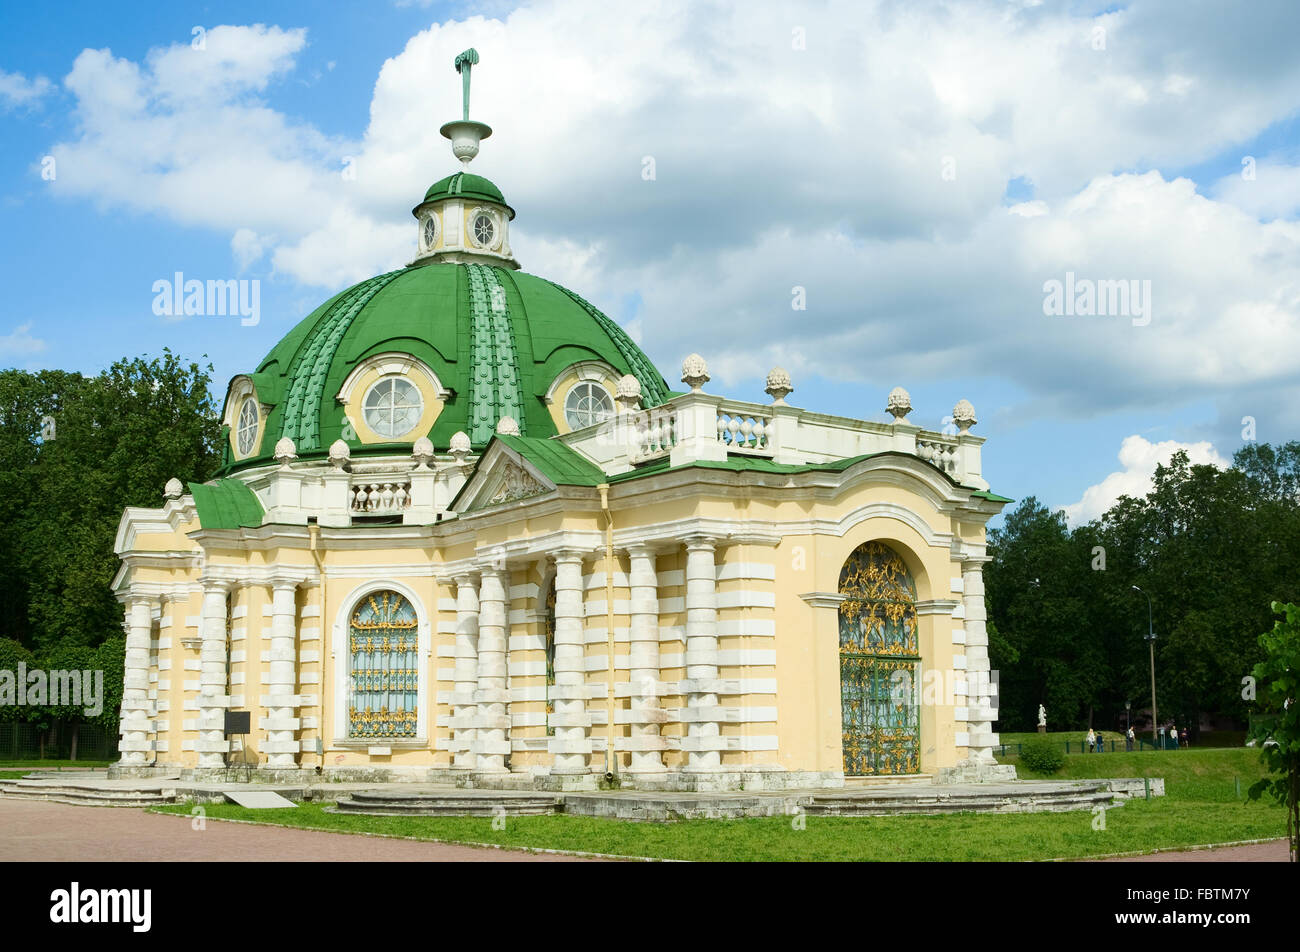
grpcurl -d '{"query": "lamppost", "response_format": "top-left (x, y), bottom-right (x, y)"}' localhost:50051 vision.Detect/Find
top-left (1132, 585), bottom-right (1157, 749)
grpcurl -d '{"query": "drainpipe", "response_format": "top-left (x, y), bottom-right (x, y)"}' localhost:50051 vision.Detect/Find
top-left (598, 484), bottom-right (616, 781)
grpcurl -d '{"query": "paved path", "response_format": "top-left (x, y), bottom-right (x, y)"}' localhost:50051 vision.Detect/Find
top-left (0, 799), bottom-right (600, 862)
top-left (1092, 839), bottom-right (1290, 862)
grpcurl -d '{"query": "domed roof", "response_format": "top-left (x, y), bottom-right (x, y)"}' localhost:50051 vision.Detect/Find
top-left (222, 262), bottom-right (670, 471)
top-left (420, 172), bottom-right (514, 219)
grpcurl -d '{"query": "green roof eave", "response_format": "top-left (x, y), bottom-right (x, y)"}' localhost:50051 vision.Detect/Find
top-left (188, 478), bottom-right (264, 530)
top-left (493, 434), bottom-right (606, 486)
top-left (971, 489), bottom-right (1015, 504)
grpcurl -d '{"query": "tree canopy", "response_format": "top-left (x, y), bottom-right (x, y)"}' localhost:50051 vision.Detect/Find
top-left (0, 350), bottom-right (222, 653)
top-left (987, 443), bottom-right (1300, 736)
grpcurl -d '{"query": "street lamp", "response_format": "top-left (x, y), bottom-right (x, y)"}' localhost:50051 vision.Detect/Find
top-left (1132, 585), bottom-right (1158, 749)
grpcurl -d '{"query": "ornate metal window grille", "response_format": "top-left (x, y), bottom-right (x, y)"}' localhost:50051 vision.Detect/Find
top-left (838, 541), bottom-right (921, 775)
top-left (348, 591), bottom-right (419, 738)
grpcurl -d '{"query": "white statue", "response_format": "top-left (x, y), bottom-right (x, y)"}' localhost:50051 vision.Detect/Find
top-left (1037, 704), bottom-right (1047, 728)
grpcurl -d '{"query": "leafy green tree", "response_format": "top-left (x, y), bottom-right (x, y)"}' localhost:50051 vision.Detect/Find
top-left (9, 350), bottom-right (221, 652)
top-left (1247, 602), bottom-right (1300, 863)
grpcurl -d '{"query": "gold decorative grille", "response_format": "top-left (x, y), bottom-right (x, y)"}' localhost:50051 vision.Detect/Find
top-left (348, 591), bottom-right (419, 738)
top-left (838, 542), bottom-right (920, 775)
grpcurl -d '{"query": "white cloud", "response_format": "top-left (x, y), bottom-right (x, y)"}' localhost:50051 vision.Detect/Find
top-left (32, 0), bottom-right (1300, 438)
top-left (0, 322), bottom-right (48, 358)
top-left (1213, 160), bottom-right (1300, 221)
top-left (1061, 434), bottom-right (1230, 524)
top-left (231, 228), bottom-right (268, 271)
top-left (0, 69), bottom-right (52, 110)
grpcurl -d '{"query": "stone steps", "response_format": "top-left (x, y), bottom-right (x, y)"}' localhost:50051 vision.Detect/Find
top-left (332, 790), bottom-right (563, 817)
top-left (803, 783), bottom-right (1118, 816)
top-left (0, 779), bottom-right (177, 808)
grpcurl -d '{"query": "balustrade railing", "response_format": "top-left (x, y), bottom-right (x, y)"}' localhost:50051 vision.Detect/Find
top-left (631, 406), bottom-right (679, 463)
top-left (350, 480), bottom-right (412, 513)
top-left (915, 435), bottom-right (959, 476)
top-left (716, 405), bottom-right (774, 455)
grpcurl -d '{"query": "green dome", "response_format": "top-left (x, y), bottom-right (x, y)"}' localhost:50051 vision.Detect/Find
top-left (223, 263), bottom-right (670, 471)
top-left (421, 172), bottom-right (514, 219)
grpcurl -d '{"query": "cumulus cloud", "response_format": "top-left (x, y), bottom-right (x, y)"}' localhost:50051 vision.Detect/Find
top-left (32, 0), bottom-right (1300, 441)
top-left (0, 322), bottom-right (49, 359)
top-left (0, 69), bottom-right (52, 110)
top-left (1061, 435), bottom-right (1230, 524)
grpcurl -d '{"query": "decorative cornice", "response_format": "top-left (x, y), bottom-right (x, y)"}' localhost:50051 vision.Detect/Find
top-left (800, 592), bottom-right (847, 609)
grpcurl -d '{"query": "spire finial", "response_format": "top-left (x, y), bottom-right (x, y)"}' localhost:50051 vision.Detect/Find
top-left (454, 48), bottom-right (479, 121)
top-left (440, 49), bottom-right (492, 168)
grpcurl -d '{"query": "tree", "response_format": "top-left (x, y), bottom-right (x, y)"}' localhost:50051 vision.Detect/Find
top-left (1247, 602), bottom-right (1300, 863)
top-left (4, 350), bottom-right (222, 652)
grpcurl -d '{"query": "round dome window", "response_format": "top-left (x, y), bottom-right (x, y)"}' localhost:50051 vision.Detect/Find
top-left (422, 214), bottom-right (439, 250)
top-left (564, 382), bottom-right (613, 430)
top-left (472, 212), bottom-right (496, 248)
top-left (363, 377), bottom-right (423, 439)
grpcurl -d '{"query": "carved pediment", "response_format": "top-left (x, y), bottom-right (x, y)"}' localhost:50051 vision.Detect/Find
top-left (487, 461), bottom-right (548, 504)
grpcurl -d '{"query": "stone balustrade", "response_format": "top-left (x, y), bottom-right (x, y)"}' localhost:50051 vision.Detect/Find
top-left (561, 390), bottom-right (987, 488)
top-left (349, 479), bottom-right (412, 514)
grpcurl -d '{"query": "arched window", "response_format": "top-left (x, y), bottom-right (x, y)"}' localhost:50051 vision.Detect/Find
top-left (235, 398), bottom-right (259, 455)
top-left (838, 542), bottom-right (920, 776)
top-left (348, 591), bottom-right (419, 738)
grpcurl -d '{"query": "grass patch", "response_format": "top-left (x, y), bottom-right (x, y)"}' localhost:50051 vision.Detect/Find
top-left (0, 759), bottom-right (113, 769)
top-left (0, 770), bottom-right (29, 780)
top-left (150, 749), bottom-right (1282, 862)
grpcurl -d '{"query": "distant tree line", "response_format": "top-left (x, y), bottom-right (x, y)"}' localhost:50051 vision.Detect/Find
top-left (986, 442), bottom-right (1300, 740)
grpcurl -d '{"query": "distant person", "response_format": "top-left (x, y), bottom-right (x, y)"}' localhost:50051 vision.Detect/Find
top-left (1096, 731), bottom-right (1104, 753)
top-left (1170, 724), bottom-right (1179, 750)
top-left (1126, 726), bottom-right (1135, 751)
top-left (1086, 728), bottom-right (1096, 754)
top-left (1159, 725), bottom-right (1166, 749)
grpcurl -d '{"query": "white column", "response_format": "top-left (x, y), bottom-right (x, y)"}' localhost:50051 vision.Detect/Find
top-left (451, 574), bottom-right (479, 770)
top-left (264, 579), bottom-right (300, 768)
top-left (962, 557), bottom-right (997, 763)
top-left (118, 596), bottom-right (154, 766)
top-left (626, 544), bottom-right (666, 775)
top-left (473, 566), bottom-right (511, 774)
top-left (196, 581), bottom-right (231, 769)
top-left (683, 537), bottom-right (724, 772)
top-left (548, 550), bottom-right (592, 774)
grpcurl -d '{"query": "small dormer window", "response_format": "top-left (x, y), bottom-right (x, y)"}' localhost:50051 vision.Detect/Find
top-left (363, 377), bottom-right (424, 438)
top-left (472, 212), bottom-right (496, 248)
top-left (422, 214), bottom-right (439, 250)
top-left (236, 399), bottom-right (259, 455)
top-left (564, 381), bottom-right (614, 430)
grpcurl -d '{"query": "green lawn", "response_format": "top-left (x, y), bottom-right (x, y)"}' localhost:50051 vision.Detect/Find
top-left (150, 748), bottom-right (1284, 861)
top-left (0, 759), bottom-right (114, 769)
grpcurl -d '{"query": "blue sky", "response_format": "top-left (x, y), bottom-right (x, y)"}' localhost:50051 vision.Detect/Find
top-left (3, 0), bottom-right (1299, 525)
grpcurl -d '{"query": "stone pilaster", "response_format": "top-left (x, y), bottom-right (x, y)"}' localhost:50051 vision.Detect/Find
top-left (682, 537), bottom-right (724, 773)
top-left (451, 574), bottom-right (479, 770)
top-left (264, 578), bottom-right (300, 768)
top-left (625, 544), bottom-right (666, 777)
top-left (196, 581), bottom-right (231, 769)
top-left (961, 557), bottom-right (997, 762)
top-left (547, 550), bottom-right (593, 778)
top-left (118, 596), bottom-right (155, 766)
top-left (473, 566), bottom-right (511, 774)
